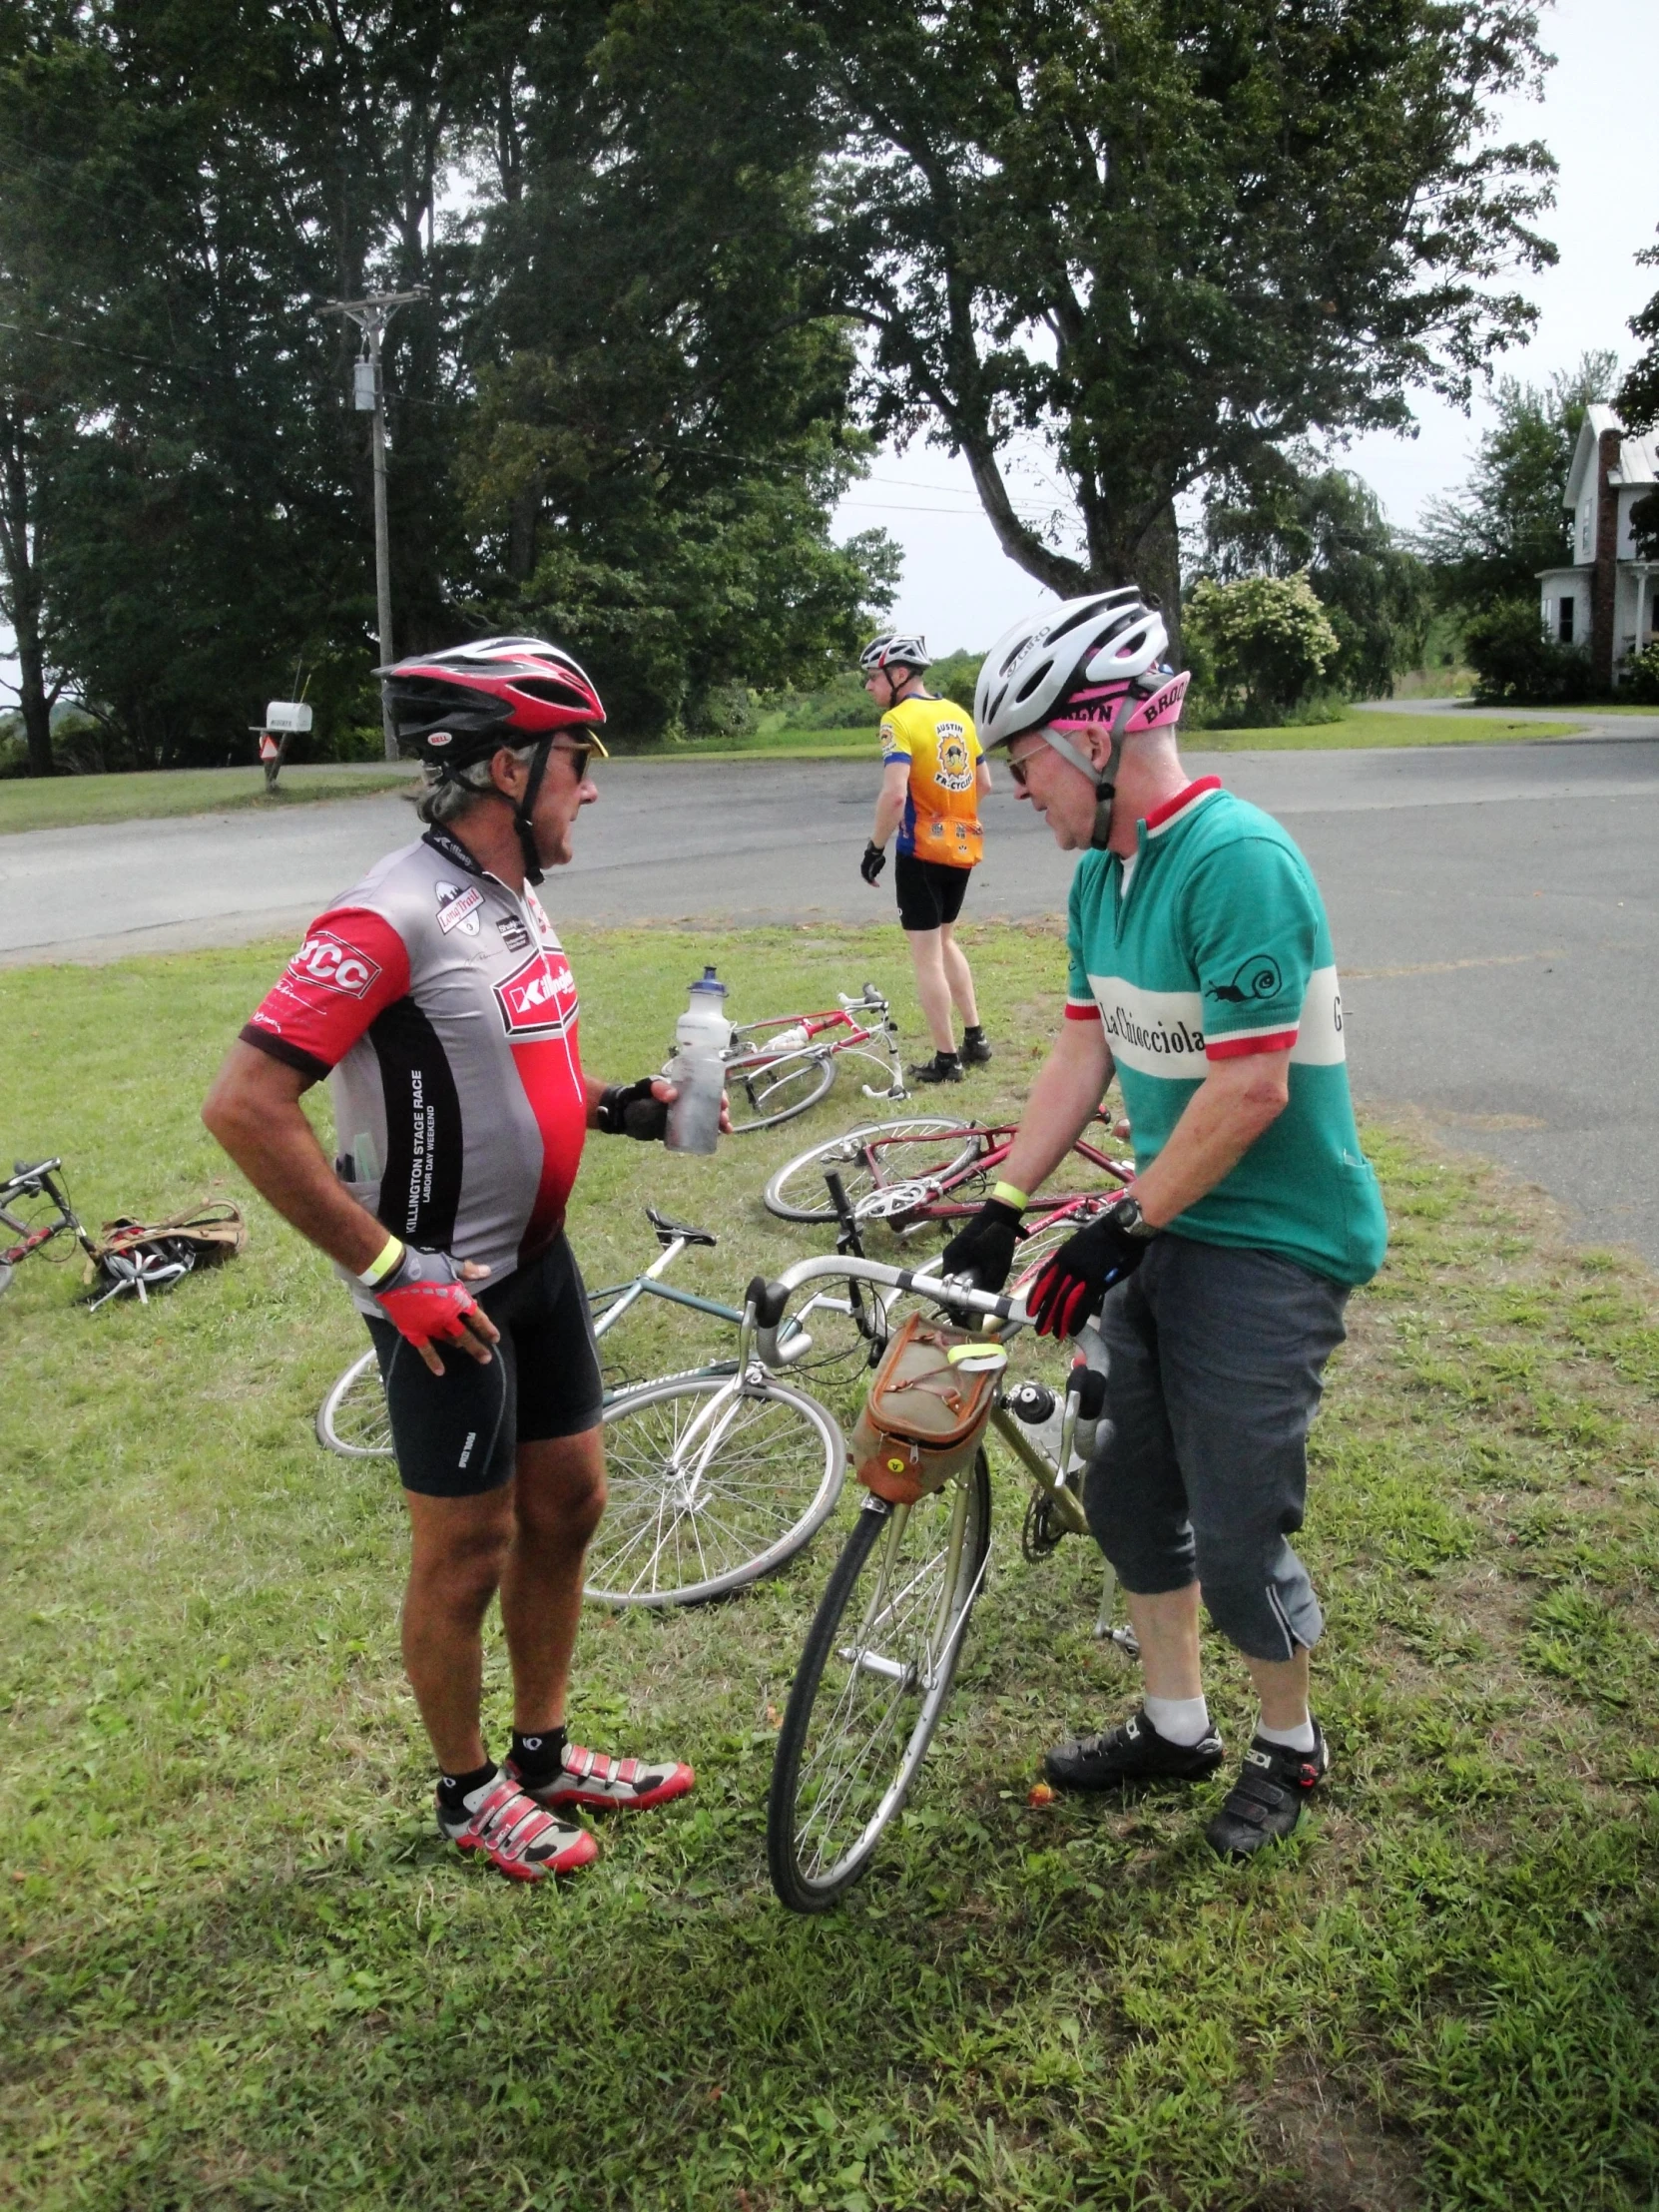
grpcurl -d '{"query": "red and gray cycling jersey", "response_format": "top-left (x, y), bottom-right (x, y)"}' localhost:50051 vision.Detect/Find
top-left (241, 827), bottom-right (588, 1310)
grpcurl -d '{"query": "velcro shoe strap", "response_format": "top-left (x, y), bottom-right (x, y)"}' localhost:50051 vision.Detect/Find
top-left (563, 1744), bottom-right (620, 1786)
top-left (1227, 1768), bottom-right (1292, 1824)
top-left (615, 1758), bottom-right (641, 1785)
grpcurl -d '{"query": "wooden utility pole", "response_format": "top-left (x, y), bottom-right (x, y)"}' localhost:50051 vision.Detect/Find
top-left (318, 289), bottom-right (426, 761)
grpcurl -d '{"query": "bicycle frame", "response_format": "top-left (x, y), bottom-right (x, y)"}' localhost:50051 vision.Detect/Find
top-left (848, 1119), bottom-right (1130, 1228)
top-left (0, 1160), bottom-right (98, 1277)
top-left (725, 986), bottom-right (905, 1106)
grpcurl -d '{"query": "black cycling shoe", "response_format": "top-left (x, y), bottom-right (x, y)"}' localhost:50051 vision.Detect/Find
top-left (1204, 1721), bottom-right (1330, 1861)
top-left (907, 1051), bottom-right (965, 1084)
top-left (960, 1029), bottom-right (993, 1065)
top-left (1044, 1706), bottom-right (1225, 1794)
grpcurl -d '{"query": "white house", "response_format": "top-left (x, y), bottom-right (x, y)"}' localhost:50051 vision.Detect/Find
top-left (1537, 404), bottom-right (1657, 687)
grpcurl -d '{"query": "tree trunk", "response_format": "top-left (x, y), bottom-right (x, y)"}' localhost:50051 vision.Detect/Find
top-left (0, 408), bottom-right (55, 776)
top-left (1132, 502), bottom-right (1183, 668)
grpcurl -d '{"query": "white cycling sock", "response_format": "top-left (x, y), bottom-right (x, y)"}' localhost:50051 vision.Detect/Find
top-left (1143, 1693), bottom-right (1212, 1747)
top-left (1256, 1713), bottom-right (1316, 1753)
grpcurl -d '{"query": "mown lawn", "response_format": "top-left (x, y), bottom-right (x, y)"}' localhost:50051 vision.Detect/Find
top-left (0, 765), bottom-right (418, 836)
top-left (3, 923), bottom-right (1658, 2210)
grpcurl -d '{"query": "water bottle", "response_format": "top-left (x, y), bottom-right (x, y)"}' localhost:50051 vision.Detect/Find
top-left (665, 966), bottom-right (730, 1155)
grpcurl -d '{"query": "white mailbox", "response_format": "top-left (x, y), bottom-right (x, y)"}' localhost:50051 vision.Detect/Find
top-left (264, 701), bottom-right (314, 734)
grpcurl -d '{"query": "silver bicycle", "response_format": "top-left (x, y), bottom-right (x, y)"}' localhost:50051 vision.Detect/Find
top-left (753, 1253), bottom-right (1136, 1914)
top-left (314, 1211), bottom-right (878, 1608)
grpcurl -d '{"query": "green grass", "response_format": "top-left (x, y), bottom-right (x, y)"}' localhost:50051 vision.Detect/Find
top-left (0, 764), bottom-right (418, 835)
top-left (1191, 708), bottom-right (1582, 751)
top-left (5, 924), bottom-right (1659, 2208)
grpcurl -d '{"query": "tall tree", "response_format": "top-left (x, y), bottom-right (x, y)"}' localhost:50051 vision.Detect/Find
top-left (1619, 228), bottom-right (1659, 558)
top-left (1416, 351), bottom-right (1617, 614)
top-left (779, 0), bottom-right (1557, 647)
top-left (460, 2), bottom-right (894, 736)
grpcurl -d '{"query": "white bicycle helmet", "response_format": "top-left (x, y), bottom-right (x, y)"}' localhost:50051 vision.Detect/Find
top-left (858, 630), bottom-right (930, 675)
top-left (974, 589), bottom-right (1187, 849)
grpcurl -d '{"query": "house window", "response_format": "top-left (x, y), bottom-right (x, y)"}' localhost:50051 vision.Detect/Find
top-left (1558, 596), bottom-right (1575, 643)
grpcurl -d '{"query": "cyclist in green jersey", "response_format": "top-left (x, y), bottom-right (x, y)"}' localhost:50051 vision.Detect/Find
top-left (940, 588), bottom-right (1385, 1862)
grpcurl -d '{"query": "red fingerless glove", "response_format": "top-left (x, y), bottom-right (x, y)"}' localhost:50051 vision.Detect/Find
top-left (372, 1245), bottom-right (481, 1349)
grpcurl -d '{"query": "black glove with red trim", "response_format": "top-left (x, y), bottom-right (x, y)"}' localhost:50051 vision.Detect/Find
top-left (939, 1197), bottom-right (1022, 1294)
top-left (597, 1078), bottom-right (671, 1141)
top-left (1026, 1200), bottom-right (1154, 1338)
top-left (372, 1244), bottom-right (484, 1351)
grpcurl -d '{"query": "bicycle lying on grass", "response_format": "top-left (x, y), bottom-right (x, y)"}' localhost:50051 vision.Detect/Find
top-left (715, 983), bottom-right (908, 1133)
top-left (0, 1159), bottom-right (99, 1300)
top-left (747, 1251), bottom-right (1137, 1914)
top-left (763, 1113), bottom-right (1133, 1244)
top-left (317, 1208), bottom-right (890, 1608)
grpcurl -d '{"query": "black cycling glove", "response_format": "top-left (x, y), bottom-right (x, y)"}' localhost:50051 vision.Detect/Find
top-left (939, 1196), bottom-right (1022, 1293)
top-left (1027, 1204), bottom-right (1153, 1338)
top-left (596, 1078), bottom-right (670, 1141)
top-left (859, 841), bottom-right (886, 885)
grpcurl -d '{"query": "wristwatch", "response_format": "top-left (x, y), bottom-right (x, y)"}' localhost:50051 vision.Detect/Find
top-left (1108, 1192), bottom-right (1158, 1239)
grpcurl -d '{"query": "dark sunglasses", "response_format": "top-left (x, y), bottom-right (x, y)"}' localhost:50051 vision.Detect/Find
top-left (1005, 747), bottom-right (1041, 789)
top-left (550, 741), bottom-right (596, 782)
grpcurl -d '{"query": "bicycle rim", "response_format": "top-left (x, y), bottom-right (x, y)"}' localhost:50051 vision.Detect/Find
top-left (724, 1049), bottom-right (835, 1133)
top-left (768, 1449), bottom-right (991, 1912)
top-left (315, 1348), bottom-right (393, 1458)
top-left (587, 1374), bottom-right (846, 1607)
top-left (763, 1118), bottom-right (977, 1224)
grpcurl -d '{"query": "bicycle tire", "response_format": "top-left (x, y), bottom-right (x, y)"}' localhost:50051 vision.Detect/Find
top-left (315, 1348), bottom-right (393, 1458)
top-left (763, 1117), bottom-right (978, 1225)
top-left (767, 1447), bottom-right (992, 1912)
top-left (586, 1372), bottom-right (846, 1607)
top-left (724, 1048), bottom-right (836, 1134)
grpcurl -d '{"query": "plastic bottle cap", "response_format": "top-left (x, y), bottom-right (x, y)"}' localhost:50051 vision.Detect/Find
top-left (690, 965), bottom-right (727, 996)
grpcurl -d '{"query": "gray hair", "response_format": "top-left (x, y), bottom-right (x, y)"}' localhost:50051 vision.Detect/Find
top-left (412, 740), bottom-right (540, 826)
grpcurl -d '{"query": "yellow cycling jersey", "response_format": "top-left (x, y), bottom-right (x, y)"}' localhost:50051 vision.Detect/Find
top-left (879, 695), bottom-right (984, 868)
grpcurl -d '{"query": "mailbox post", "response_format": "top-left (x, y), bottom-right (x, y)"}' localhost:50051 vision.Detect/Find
top-left (252, 700), bottom-right (313, 792)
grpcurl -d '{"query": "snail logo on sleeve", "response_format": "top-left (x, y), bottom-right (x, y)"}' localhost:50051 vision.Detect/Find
top-left (433, 879), bottom-right (483, 937)
top-left (493, 946), bottom-right (579, 1039)
top-left (285, 930), bottom-right (382, 998)
top-left (1207, 955), bottom-right (1283, 1005)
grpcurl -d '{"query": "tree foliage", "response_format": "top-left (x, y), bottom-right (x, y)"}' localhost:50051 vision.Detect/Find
top-left (1198, 461), bottom-right (1431, 698)
top-left (789, 0), bottom-right (1557, 640)
top-left (1184, 572), bottom-right (1340, 723)
top-left (1617, 226), bottom-right (1659, 436)
top-left (0, 0), bottom-right (892, 766)
top-left (1416, 352), bottom-right (1617, 615)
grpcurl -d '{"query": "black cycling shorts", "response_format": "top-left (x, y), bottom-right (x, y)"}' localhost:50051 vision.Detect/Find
top-left (364, 1232), bottom-right (605, 1498)
top-left (894, 852), bottom-right (972, 933)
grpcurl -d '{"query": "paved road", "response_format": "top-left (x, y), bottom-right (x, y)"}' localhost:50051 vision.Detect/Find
top-left (4, 735), bottom-right (1658, 1262)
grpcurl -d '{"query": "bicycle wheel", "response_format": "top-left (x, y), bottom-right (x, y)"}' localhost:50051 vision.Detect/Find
top-left (768, 1447), bottom-right (992, 1912)
top-left (724, 1048), bottom-right (836, 1134)
top-left (586, 1373), bottom-right (846, 1607)
top-left (315, 1348), bottom-right (393, 1458)
top-left (763, 1117), bottom-right (978, 1225)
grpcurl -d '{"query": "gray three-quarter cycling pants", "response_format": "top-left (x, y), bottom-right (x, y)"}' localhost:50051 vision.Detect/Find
top-left (1082, 1235), bottom-right (1350, 1663)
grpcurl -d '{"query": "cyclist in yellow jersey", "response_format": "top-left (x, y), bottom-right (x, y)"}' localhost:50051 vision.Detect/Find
top-left (857, 631), bottom-right (993, 1083)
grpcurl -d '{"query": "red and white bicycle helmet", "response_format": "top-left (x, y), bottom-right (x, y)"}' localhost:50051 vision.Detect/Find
top-left (378, 636), bottom-right (607, 766)
top-left (974, 589), bottom-right (1188, 849)
top-left (376, 637), bottom-right (607, 885)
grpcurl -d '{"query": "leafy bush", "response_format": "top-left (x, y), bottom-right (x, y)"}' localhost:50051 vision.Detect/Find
top-left (1622, 643), bottom-right (1659, 705)
top-left (1463, 598), bottom-right (1592, 703)
top-left (1183, 572), bottom-right (1340, 724)
top-left (684, 681), bottom-right (760, 739)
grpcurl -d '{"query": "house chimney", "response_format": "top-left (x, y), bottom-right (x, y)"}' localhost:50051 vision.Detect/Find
top-left (1591, 426), bottom-right (1621, 690)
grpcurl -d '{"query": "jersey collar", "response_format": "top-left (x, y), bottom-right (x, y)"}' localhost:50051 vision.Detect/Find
top-left (1143, 777), bottom-right (1223, 839)
top-left (421, 824), bottom-right (488, 878)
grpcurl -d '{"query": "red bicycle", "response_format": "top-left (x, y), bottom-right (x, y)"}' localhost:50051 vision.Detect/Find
top-left (0, 1158), bottom-right (99, 1300)
top-left (712, 982), bottom-right (907, 1134)
top-left (762, 1114), bottom-right (1133, 1266)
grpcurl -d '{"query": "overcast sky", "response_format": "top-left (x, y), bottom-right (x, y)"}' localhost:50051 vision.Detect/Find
top-left (834, 0), bottom-right (1659, 655)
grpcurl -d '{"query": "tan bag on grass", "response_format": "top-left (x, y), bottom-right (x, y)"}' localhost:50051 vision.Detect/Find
top-left (82, 1202), bottom-right (248, 1286)
top-left (850, 1313), bottom-right (1005, 1505)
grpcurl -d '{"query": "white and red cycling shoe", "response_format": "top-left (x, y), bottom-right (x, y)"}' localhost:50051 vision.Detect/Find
top-left (437, 1772), bottom-right (598, 1882)
top-left (506, 1741), bottom-right (695, 1815)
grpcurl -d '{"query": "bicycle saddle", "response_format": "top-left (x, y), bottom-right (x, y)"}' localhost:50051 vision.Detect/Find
top-left (645, 1206), bottom-right (717, 1249)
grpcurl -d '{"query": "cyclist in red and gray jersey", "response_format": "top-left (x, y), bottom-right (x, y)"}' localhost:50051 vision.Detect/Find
top-left (204, 638), bottom-right (702, 1884)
